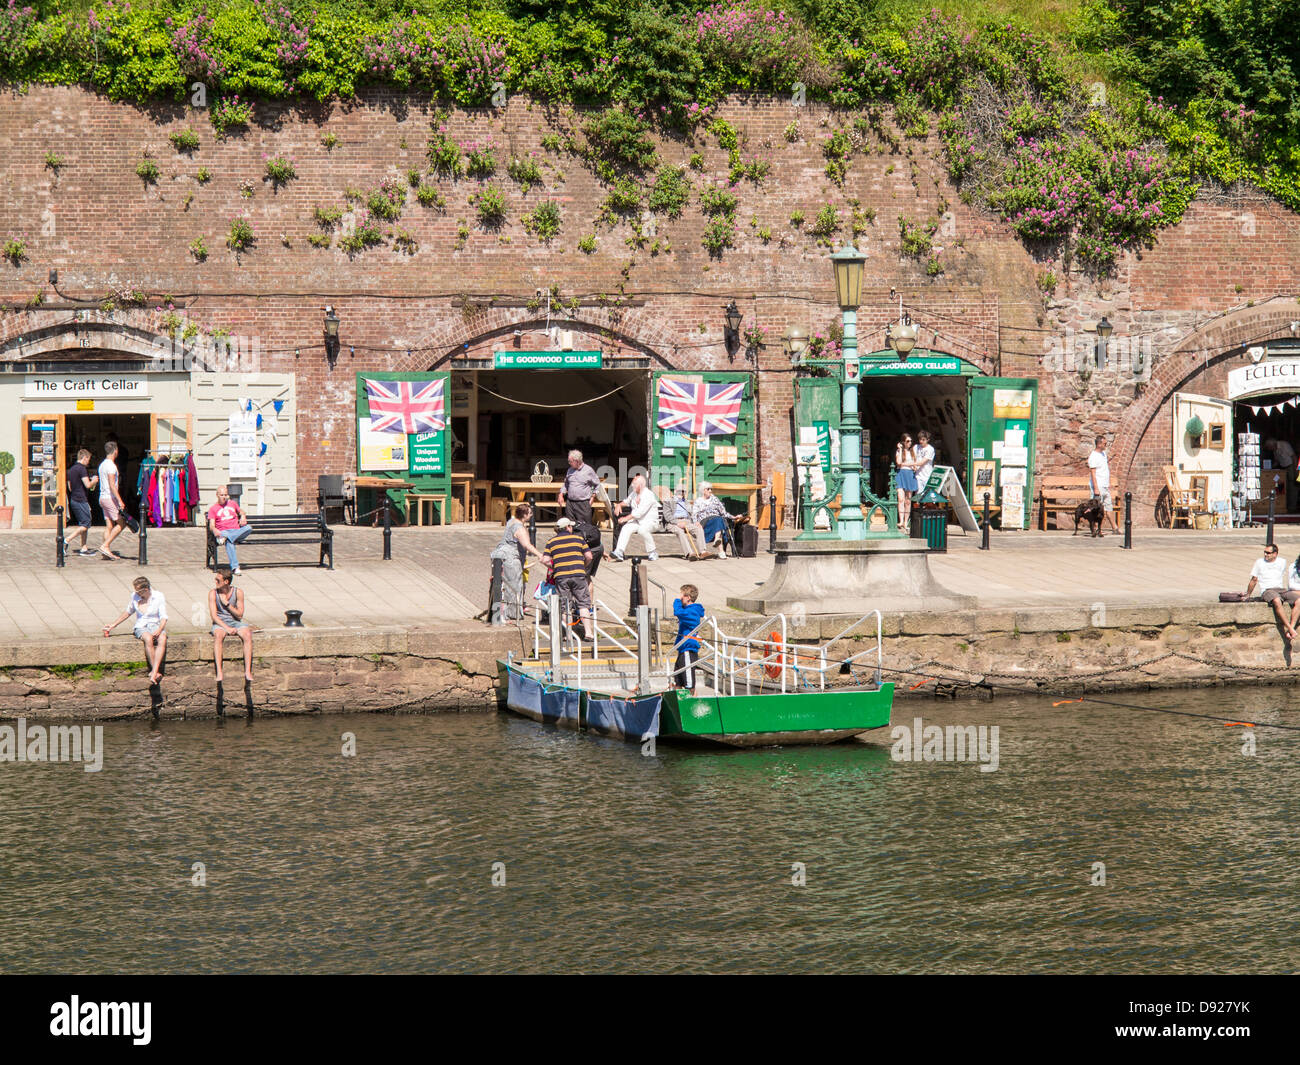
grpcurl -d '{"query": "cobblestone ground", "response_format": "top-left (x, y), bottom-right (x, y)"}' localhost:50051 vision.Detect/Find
top-left (0, 520), bottom-right (1288, 641)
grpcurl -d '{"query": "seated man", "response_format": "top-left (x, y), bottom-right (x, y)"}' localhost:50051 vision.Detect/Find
top-left (667, 486), bottom-right (706, 559)
top-left (542, 517), bottom-right (594, 641)
top-left (208, 485), bottom-right (252, 574)
top-left (611, 473), bottom-right (659, 562)
top-left (1246, 542), bottom-right (1295, 640)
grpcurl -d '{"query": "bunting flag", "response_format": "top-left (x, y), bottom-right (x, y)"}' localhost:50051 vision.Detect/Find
top-left (1251, 406), bottom-right (1261, 414)
top-left (258, 442), bottom-right (267, 457)
top-left (255, 413), bottom-right (263, 429)
top-left (272, 399), bottom-right (286, 415)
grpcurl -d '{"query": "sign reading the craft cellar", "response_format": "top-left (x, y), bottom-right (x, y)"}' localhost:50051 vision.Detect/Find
top-left (408, 431), bottom-right (445, 475)
top-left (860, 356), bottom-right (962, 377)
top-left (1228, 358), bottom-right (1300, 399)
top-left (493, 351), bottom-right (603, 369)
top-left (25, 375), bottom-right (149, 397)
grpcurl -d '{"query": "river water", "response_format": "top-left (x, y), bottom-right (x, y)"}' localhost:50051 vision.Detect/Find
top-left (2, 689), bottom-right (1297, 974)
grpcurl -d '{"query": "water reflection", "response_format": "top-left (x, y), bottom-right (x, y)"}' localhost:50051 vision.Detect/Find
top-left (0, 690), bottom-right (1296, 973)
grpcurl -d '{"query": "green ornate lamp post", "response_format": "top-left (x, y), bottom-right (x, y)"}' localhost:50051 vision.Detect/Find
top-left (830, 245), bottom-right (867, 538)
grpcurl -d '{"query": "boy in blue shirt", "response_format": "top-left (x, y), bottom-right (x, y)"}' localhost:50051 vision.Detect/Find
top-left (673, 584), bottom-right (705, 692)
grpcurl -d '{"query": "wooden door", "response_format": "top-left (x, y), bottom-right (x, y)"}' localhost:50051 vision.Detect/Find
top-left (21, 414), bottom-right (65, 529)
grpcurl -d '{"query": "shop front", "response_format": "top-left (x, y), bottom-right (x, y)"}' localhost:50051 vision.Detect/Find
top-left (0, 362), bottom-right (297, 530)
top-left (791, 350), bottom-right (1033, 528)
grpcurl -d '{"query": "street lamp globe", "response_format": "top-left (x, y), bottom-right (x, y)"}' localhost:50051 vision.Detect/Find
top-left (829, 244), bottom-right (866, 311)
top-left (890, 313), bottom-right (918, 358)
top-left (783, 325), bottom-right (809, 363)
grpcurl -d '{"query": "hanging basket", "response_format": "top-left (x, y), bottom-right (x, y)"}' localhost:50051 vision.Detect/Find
top-left (530, 460), bottom-right (553, 484)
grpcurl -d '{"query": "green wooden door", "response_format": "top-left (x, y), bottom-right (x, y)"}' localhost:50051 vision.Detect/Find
top-left (651, 371), bottom-right (755, 503)
top-left (966, 377), bottom-right (1037, 530)
top-left (356, 371), bottom-right (452, 522)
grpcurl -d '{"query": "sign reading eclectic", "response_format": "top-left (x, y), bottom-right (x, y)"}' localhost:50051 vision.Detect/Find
top-left (493, 351), bottom-right (602, 369)
top-left (1228, 358), bottom-right (1300, 400)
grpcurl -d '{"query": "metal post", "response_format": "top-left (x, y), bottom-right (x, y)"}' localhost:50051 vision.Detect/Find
top-left (768, 491), bottom-right (777, 553)
top-left (1266, 489), bottom-right (1276, 545)
top-left (636, 605), bottom-right (651, 691)
top-left (548, 592), bottom-right (562, 669)
top-left (138, 515), bottom-right (148, 566)
top-left (56, 506), bottom-right (65, 568)
top-left (489, 557), bottom-right (504, 625)
top-left (981, 492), bottom-right (991, 551)
top-left (1123, 492), bottom-right (1132, 550)
top-left (629, 555), bottom-right (644, 615)
top-left (382, 495), bottom-right (392, 560)
top-left (527, 494), bottom-right (537, 544)
top-left (838, 306), bottom-right (864, 539)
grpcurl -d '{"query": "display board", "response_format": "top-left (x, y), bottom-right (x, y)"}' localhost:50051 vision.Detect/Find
top-left (355, 372), bottom-right (451, 519)
top-left (924, 465), bottom-right (979, 532)
top-left (966, 377), bottom-right (1038, 530)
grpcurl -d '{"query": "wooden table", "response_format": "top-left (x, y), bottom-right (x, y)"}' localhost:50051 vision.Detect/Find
top-left (406, 493), bottom-right (448, 526)
top-left (708, 480), bottom-right (767, 524)
top-left (498, 481), bottom-right (617, 527)
top-left (450, 472), bottom-right (473, 522)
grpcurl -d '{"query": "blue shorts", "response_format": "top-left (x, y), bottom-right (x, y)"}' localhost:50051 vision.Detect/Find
top-left (69, 500), bottom-right (92, 527)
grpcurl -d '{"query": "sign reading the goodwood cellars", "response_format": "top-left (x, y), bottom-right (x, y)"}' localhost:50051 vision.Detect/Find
top-left (1228, 358), bottom-right (1300, 399)
top-left (493, 351), bottom-right (602, 369)
top-left (25, 375), bottom-right (149, 397)
top-left (860, 356), bottom-right (963, 376)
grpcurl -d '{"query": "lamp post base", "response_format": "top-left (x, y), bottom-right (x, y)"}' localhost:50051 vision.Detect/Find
top-left (727, 537), bottom-right (976, 615)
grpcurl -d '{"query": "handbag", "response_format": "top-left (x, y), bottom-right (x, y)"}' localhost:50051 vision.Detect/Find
top-left (1218, 592), bottom-right (1247, 602)
top-left (533, 579), bottom-right (557, 602)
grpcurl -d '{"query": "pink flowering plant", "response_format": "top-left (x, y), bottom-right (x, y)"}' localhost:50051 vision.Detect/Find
top-left (0, 0), bottom-right (35, 72)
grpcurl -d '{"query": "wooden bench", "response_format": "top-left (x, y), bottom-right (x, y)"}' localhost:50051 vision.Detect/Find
top-left (1037, 475), bottom-right (1120, 530)
top-left (206, 513), bottom-right (335, 571)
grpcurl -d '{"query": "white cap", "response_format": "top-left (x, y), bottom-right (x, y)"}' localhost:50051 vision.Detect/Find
top-left (555, 517), bottom-right (575, 529)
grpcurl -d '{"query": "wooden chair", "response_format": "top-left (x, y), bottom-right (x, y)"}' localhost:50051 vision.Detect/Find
top-left (1162, 466), bottom-right (1203, 528)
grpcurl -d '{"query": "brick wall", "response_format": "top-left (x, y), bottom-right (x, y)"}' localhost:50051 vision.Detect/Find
top-left (2, 87), bottom-right (1299, 520)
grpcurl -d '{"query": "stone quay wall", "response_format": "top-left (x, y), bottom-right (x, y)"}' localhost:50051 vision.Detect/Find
top-left (0, 605), bottom-right (1294, 720)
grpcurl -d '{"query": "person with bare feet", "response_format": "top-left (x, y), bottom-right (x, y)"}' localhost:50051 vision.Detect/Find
top-left (209, 567), bottom-right (254, 683)
top-left (103, 576), bottom-right (169, 683)
top-left (1247, 543), bottom-right (1295, 640)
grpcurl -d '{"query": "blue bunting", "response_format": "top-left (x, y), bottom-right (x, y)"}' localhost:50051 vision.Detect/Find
top-left (272, 399), bottom-right (285, 415)
top-left (256, 414), bottom-right (263, 429)
top-left (258, 442), bottom-right (267, 457)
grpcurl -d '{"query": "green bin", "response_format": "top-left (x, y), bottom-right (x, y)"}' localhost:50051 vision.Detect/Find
top-left (909, 487), bottom-right (949, 551)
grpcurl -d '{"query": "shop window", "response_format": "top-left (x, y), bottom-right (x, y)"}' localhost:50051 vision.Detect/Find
top-left (153, 414), bottom-right (193, 457)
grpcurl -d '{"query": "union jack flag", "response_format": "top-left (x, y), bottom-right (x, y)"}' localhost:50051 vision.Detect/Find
top-left (363, 377), bottom-right (446, 434)
top-left (656, 377), bottom-right (744, 436)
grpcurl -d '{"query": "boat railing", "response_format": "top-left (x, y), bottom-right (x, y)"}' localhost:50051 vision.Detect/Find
top-left (820, 610), bottom-right (884, 686)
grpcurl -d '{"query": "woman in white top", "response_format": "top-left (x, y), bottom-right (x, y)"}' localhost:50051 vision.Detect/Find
top-left (914, 430), bottom-right (936, 494)
top-left (103, 576), bottom-right (169, 684)
top-left (895, 434), bottom-right (919, 528)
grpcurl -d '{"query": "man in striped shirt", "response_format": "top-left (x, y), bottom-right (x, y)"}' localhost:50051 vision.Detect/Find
top-left (542, 517), bottom-right (594, 641)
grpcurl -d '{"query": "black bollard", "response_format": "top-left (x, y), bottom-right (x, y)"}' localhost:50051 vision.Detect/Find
top-left (137, 516), bottom-right (148, 566)
top-left (629, 556), bottom-right (642, 613)
top-left (981, 492), bottom-right (991, 551)
top-left (1266, 489), bottom-right (1275, 545)
top-left (527, 494), bottom-right (537, 544)
top-left (489, 557), bottom-right (504, 626)
top-left (56, 505), bottom-right (65, 568)
top-left (768, 492), bottom-right (778, 554)
top-left (382, 495), bottom-right (392, 560)
top-left (1123, 492), bottom-right (1132, 550)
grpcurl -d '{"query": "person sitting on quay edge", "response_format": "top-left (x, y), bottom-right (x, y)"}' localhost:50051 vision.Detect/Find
top-left (209, 567), bottom-right (254, 684)
top-left (102, 575), bottom-right (169, 684)
top-left (63, 447), bottom-right (99, 557)
top-left (1246, 542), bottom-right (1295, 640)
top-left (692, 482), bottom-right (730, 559)
top-left (610, 473), bottom-right (659, 562)
top-left (208, 484), bottom-right (252, 575)
top-left (542, 517), bottom-right (594, 641)
top-left (558, 449), bottom-right (601, 527)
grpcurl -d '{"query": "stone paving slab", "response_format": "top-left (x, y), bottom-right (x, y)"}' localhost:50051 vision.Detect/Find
top-left (0, 521), bottom-right (1291, 643)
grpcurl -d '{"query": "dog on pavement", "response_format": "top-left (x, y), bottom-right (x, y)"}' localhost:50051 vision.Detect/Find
top-left (1073, 496), bottom-right (1105, 537)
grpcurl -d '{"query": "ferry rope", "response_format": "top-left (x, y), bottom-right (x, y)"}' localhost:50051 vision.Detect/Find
top-left (476, 381), bottom-right (636, 409)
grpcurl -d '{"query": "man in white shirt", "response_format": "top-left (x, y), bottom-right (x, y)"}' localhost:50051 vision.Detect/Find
top-left (97, 441), bottom-right (128, 560)
top-left (1247, 543), bottom-right (1294, 639)
top-left (1086, 435), bottom-right (1119, 535)
top-left (610, 473), bottom-right (659, 562)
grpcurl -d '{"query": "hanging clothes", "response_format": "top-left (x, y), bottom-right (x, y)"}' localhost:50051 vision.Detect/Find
top-left (185, 453), bottom-right (200, 507)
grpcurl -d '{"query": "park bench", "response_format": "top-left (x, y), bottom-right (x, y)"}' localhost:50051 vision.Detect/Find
top-left (1037, 474), bottom-right (1121, 530)
top-left (206, 513), bottom-right (335, 571)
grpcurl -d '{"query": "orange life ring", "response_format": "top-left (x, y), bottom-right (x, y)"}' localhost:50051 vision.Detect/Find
top-left (763, 631), bottom-right (784, 680)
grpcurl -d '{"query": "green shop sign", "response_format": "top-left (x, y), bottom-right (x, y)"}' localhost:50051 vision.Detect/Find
top-left (493, 350), bottom-right (603, 369)
top-left (861, 356), bottom-right (964, 376)
top-left (408, 431), bottom-right (445, 475)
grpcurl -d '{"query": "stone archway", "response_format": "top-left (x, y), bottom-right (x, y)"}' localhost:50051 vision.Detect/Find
top-left (1112, 299), bottom-right (1300, 523)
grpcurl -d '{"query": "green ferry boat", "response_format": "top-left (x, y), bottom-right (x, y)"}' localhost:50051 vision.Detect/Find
top-left (496, 602), bottom-right (893, 747)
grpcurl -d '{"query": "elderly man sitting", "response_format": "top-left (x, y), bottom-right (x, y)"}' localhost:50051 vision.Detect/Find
top-left (667, 485), bottom-right (707, 559)
top-left (610, 473), bottom-right (659, 562)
